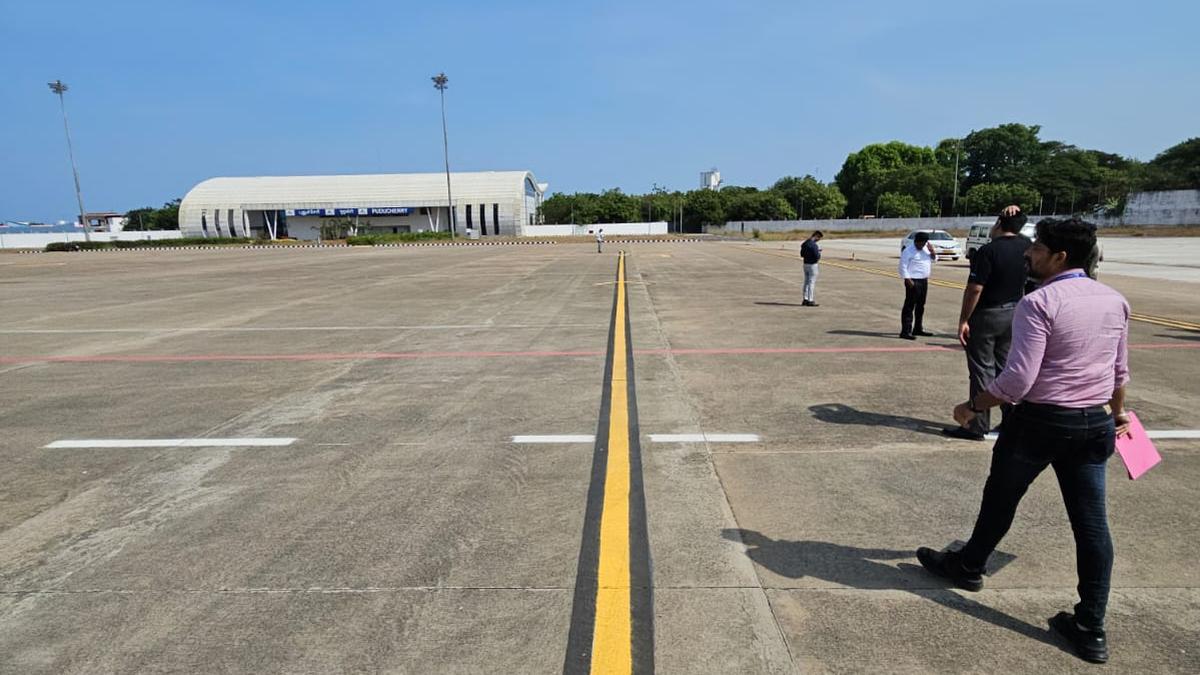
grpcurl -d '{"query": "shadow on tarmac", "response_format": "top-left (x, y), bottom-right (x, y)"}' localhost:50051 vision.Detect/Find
top-left (723, 529), bottom-right (1063, 651)
top-left (755, 301), bottom-right (807, 307)
top-left (1156, 332), bottom-right (1200, 341)
top-left (826, 329), bottom-right (902, 338)
top-left (809, 403), bottom-right (947, 437)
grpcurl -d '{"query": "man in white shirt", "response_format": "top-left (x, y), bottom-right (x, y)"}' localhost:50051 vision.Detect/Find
top-left (596, 228), bottom-right (604, 253)
top-left (899, 231), bottom-right (937, 339)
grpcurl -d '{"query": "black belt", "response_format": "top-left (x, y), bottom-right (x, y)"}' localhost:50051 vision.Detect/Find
top-left (1018, 401), bottom-right (1108, 415)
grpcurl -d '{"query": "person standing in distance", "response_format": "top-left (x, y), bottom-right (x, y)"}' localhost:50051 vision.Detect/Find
top-left (898, 232), bottom-right (937, 339)
top-left (596, 228), bottom-right (604, 253)
top-left (944, 206), bottom-right (1032, 441)
top-left (917, 218), bottom-right (1131, 664)
top-left (800, 230), bottom-right (823, 306)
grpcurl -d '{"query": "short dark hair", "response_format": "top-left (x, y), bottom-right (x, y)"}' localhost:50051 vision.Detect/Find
top-left (997, 211), bottom-right (1027, 234)
top-left (1035, 218), bottom-right (1097, 268)
top-left (913, 231), bottom-right (930, 244)
top-left (812, 230), bottom-right (824, 238)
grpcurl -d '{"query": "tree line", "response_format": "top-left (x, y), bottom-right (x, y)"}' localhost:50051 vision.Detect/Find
top-left (539, 127), bottom-right (1198, 229)
top-left (122, 198), bottom-right (181, 230)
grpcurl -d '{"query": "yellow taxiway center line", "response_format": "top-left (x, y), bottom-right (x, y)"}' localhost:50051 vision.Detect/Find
top-left (591, 251), bottom-right (633, 674)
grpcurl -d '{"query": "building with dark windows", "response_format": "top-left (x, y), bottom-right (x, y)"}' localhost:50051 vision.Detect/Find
top-left (178, 171), bottom-right (546, 239)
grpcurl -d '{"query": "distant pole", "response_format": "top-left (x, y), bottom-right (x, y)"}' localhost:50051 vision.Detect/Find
top-left (952, 139), bottom-right (961, 216)
top-left (432, 73), bottom-right (455, 239)
top-left (47, 80), bottom-right (90, 243)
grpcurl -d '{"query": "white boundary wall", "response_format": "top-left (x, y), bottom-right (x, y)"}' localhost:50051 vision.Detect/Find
top-left (712, 190), bottom-right (1200, 235)
top-left (523, 222), bottom-right (668, 236)
top-left (0, 230), bottom-right (183, 249)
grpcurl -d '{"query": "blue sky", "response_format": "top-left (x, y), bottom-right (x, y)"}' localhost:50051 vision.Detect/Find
top-left (2, 0), bottom-right (1197, 222)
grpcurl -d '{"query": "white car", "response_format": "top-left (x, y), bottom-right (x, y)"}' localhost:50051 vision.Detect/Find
top-left (901, 229), bottom-right (962, 260)
top-left (966, 221), bottom-right (1037, 259)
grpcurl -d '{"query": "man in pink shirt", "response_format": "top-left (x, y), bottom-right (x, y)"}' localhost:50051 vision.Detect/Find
top-left (916, 217), bottom-right (1132, 664)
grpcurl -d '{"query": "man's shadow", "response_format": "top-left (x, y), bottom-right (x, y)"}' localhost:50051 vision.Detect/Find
top-left (826, 329), bottom-right (901, 338)
top-left (755, 301), bottom-right (807, 307)
top-left (724, 529), bottom-right (1062, 650)
top-left (809, 402), bottom-right (946, 437)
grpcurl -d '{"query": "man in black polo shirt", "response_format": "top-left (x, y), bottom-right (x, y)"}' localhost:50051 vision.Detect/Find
top-left (943, 206), bottom-right (1031, 440)
top-left (800, 230), bottom-right (823, 306)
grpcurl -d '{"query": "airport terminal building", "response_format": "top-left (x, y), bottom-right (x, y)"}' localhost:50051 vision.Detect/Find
top-left (178, 171), bottom-right (546, 240)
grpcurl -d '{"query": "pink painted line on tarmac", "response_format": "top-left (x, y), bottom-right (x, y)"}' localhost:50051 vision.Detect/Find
top-left (1, 342), bottom-right (1195, 365)
top-left (641, 345), bottom-right (956, 356)
top-left (0, 349), bottom-right (604, 364)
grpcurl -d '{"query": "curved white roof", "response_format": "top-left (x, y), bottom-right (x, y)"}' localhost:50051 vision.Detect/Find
top-left (181, 170), bottom-right (541, 210)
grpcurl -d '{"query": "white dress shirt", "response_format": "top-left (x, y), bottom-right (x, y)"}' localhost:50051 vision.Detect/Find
top-left (899, 244), bottom-right (936, 279)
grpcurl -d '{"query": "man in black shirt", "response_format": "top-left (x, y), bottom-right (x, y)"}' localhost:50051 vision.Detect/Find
top-left (943, 206), bottom-right (1031, 440)
top-left (800, 231), bottom-right (824, 306)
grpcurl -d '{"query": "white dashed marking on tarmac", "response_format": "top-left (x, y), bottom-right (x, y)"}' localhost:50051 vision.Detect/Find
top-left (44, 438), bottom-right (297, 448)
top-left (511, 435), bottom-right (596, 444)
top-left (983, 430), bottom-right (1199, 441)
top-left (1147, 430), bottom-right (1200, 439)
top-left (648, 433), bottom-right (761, 443)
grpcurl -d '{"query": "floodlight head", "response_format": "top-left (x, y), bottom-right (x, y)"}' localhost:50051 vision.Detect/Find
top-left (48, 80), bottom-right (68, 94)
top-left (432, 73), bottom-right (448, 90)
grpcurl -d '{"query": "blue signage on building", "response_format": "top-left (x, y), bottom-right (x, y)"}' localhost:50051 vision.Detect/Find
top-left (285, 206), bottom-right (411, 217)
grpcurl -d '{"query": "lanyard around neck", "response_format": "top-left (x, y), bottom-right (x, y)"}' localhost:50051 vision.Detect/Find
top-left (1045, 270), bottom-right (1088, 285)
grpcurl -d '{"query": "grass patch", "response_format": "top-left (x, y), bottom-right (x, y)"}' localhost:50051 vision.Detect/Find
top-left (345, 231), bottom-right (453, 245)
top-left (45, 237), bottom-right (253, 252)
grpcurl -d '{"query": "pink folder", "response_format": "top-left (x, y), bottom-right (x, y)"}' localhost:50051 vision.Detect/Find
top-left (1115, 411), bottom-right (1162, 480)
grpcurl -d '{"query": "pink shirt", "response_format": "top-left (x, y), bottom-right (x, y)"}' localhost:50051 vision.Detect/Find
top-left (988, 269), bottom-right (1130, 407)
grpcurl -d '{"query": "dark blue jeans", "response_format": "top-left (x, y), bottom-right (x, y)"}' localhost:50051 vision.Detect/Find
top-left (961, 402), bottom-right (1116, 629)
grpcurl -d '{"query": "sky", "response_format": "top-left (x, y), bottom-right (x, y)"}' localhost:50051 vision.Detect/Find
top-left (2, 0), bottom-right (1197, 222)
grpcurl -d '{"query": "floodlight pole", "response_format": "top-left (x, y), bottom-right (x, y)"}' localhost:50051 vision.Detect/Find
top-left (48, 79), bottom-right (90, 242)
top-left (952, 139), bottom-right (961, 216)
top-left (432, 73), bottom-right (455, 240)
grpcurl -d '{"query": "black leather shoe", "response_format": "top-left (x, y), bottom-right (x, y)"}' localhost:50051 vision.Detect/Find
top-left (802, 300), bottom-right (820, 307)
top-left (899, 333), bottom-right (916, 340)
top-left (1050, 611), bottom-right (1109, 664)
top-left (916, 546), bottom-right (984, 592)
top-left (913, 329), bottom-right (934, 336)
top-left (942, 426), bottom-right (985, 441)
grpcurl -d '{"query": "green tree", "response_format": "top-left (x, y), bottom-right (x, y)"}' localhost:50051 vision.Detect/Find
top-left (594, 189), bottom-right (641, 223)
top-left (962, 183), bottom-right (1040, 216)
top-left (960, 123), bottom-right (1048, 189)
top-left (122, 207), bottom-right (156, 230)
top-left (770, 175), bottom-right (847, 219)
top-left (155, 198), bottom-right (181, 230)
top-left (683, 189), bottom-right (726, 231)
top-left (876, 192), bottom-right (921, 218)
top-left (122, 198), bottom-right (181, 230)
top-left (539, 193), bottom-right (592, 223)
top-left (1145, 138), bottom-right (1200, 189)
top-left (880, 164), bottom-right (952, 216)
top-left (835, 141), bottom-right (937, 216)
top-left (725, 191), bottom-right (796, 221)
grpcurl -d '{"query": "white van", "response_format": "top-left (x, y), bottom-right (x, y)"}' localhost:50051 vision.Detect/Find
top-left (965, 221), bottom-right (993, 259)
top-left (966, 220), bottom-right (1037, 259)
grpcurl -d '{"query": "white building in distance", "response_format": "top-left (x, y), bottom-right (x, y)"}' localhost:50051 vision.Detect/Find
top-left (700, 169), bottom-right (721, 191)
top-left (178, 170), bottom-right (546, 239)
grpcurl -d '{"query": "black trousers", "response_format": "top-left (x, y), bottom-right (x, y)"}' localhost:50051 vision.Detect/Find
top-left (901, 278), bottom-right (928, 335)
top-left (965, 304), bottom-right (1016, 434)
top-left (962, 403), bottom-right (1115, 629)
